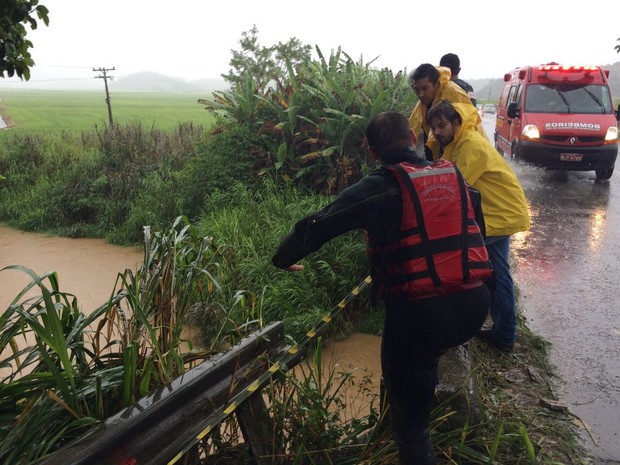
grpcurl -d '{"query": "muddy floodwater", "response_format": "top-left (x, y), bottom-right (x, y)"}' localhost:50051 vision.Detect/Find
top-left (0, 222), bottom-right (383, 406)
top-left (0, 225), bottom-right (143, 312)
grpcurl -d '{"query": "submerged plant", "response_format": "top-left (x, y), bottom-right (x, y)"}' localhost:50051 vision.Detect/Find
top-left (237, 338), bottom-right (383, 464)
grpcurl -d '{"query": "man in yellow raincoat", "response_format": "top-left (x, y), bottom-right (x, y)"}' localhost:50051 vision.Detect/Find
top-left (408, 63), bottom-right (483, 160)
top-left (426, 99), bottom-right (530, 351)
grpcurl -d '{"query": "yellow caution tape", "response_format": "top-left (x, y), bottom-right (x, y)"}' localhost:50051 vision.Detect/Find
top-left (166, 275), bottom-right (372, 464)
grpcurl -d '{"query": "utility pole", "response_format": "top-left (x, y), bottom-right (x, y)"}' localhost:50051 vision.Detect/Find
top-left (93, 67), bottom-right (115, 125)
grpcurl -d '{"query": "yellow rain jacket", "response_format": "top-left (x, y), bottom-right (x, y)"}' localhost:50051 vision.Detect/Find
top-left (441, 103), bottom-right (530, 237)
top-left (408, 66), bottom-right (485, 159)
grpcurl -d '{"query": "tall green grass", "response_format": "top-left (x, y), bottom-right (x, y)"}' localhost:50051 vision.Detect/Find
top-left (0, 217), bottom-right (225, 464)
top-left (0, 90), bottom-right (216, 134)
top-left (191, 181), bottom-right (375, 343)
top-left (0, 123), bottom-right (209, 242)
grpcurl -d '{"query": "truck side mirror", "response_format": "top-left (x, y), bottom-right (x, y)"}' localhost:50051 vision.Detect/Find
top-left (507, 102), bottom-right (520, 119)
top-left (616, 104), bottom-right (620, 123)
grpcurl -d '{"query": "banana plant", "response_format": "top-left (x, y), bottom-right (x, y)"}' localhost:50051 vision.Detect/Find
top-left (200, 44), bottom-right (415, 194)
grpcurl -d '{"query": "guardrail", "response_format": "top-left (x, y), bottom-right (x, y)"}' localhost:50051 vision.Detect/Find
top-left (41, 276), bottom-right (373, 465)
top-left (41, 321), bottom-right (302, 465)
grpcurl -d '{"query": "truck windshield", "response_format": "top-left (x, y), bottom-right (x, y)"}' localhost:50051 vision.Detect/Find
top-left (524, 84), bottom-right (613, 114)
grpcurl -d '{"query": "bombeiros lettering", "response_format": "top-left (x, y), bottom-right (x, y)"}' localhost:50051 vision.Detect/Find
top-left (545, 122), bottom-right (601, 131)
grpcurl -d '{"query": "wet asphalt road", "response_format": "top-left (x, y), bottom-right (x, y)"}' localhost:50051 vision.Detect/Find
top-left (482, 115), bottom-right (620, 464)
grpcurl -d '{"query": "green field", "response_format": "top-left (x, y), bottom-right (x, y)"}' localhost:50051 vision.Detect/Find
top-left (0, 89), bottom-right (216, 133)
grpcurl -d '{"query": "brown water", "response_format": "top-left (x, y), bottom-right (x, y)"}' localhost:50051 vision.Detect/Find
top-left (0, 223), bottom-right (383, 394)
top-left (0, 224), bottom-right (143, 312)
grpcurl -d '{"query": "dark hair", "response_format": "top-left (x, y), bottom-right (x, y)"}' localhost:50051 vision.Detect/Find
top-left (365, 112), bottom-right (411, 158)
top-left (426, 99), bottom-right (461, 125)
top-left (439, 53), bottom-right (460, 74)
top-left (409, 63), bottom-right (440, 86)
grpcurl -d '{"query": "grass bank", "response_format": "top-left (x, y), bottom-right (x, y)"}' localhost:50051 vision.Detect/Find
top-left (468, 310), bottom-right (591, 465)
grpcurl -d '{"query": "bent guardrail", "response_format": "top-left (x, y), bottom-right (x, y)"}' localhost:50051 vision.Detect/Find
top-left (41, 276), bottom-right (373, 465)
top-left (41, 321), bottom-right (299, 465)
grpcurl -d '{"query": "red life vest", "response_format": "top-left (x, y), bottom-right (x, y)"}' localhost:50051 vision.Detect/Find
top-left (367, 159), bottom-right (492, 300)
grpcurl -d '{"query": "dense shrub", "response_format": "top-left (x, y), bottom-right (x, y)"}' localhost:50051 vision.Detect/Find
top-left (177, 122), bottom-right (261, 220)
top-left (201, 48), bottom-right (416, 195)
top-left (191, 181), bottom-right (374, 343)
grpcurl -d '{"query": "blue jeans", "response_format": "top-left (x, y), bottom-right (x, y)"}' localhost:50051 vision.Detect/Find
top-left (485, 235), bottom-right (517, 347)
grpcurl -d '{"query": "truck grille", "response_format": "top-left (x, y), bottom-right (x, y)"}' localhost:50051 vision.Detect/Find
top-left (541, 135), bottom-right (604, 144)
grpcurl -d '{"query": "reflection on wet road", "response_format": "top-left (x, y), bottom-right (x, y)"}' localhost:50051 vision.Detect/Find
top-left (485, 110), bottom-right (620, 463)
top-left (510, 164), bottom-right (620, 464)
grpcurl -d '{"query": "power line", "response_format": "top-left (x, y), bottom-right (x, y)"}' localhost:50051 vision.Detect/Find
top-left (33, 64), bottom-right (95, 69)
top-left (0, 77), bottom-right (97, 83)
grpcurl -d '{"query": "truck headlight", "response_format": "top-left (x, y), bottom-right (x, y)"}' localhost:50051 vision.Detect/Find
top-left (521, 124), bottom-right (540, 140)
top-left (604, 126), bottom-right (618, 143)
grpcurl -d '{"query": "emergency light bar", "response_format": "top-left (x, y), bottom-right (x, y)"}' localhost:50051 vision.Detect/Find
top-left (537, 65), bottom-right (600, 72)
top-left (504, 64), bottom-right (609, 82)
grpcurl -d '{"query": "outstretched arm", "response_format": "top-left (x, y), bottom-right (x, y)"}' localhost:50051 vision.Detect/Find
top-left (272, 174), bottom-right (398, 271)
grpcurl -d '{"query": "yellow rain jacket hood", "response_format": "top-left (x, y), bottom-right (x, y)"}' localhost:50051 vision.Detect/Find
top-left (441, 103), bottom-right (531, 237)
top-left (408, 66), bottom-right (480, 159)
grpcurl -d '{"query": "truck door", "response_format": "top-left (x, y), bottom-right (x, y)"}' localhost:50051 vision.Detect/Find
top-left (496, 81), bottom-right (522, 153)
top-left (509, 83), bottom-right (523, 147)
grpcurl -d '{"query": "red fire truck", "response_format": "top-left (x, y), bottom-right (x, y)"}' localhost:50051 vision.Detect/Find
top-left (494, 63), bottom-right (619, 180)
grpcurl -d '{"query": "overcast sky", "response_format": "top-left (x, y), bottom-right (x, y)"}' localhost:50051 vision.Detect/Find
top-left (4, 0), bottom-right (620, 87)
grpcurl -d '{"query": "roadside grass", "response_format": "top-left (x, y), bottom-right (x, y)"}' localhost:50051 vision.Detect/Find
top-left (0, 89), bottom-right (215, 134)
top-left (468, 302), bottom-right (591, 465)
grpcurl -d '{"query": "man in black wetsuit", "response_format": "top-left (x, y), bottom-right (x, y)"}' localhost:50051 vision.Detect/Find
top-left (272, 111), bottom-right (491, 465)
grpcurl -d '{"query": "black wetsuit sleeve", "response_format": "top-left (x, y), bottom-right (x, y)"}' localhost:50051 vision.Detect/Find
top-left (272, 173), bottom-right (402, 269)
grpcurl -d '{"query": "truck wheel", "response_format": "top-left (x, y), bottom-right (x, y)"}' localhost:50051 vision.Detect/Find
top-left (595, 165), bottom-right (614, 180)
top-left (510, 143), bottom-right (520, 160)
top-left (494, 136), bottom-right (504, 156)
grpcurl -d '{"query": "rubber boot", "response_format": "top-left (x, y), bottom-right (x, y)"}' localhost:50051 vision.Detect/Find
top-left (395, 427), bottom-right (436, 465)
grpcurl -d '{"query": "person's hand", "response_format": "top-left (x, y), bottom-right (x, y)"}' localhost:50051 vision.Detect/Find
top-left (285, 263), bottom-right (305, 272)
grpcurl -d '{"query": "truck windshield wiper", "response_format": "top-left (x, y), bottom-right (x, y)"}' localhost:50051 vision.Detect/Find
top-left (552, 88), bottom-right (571, 113)
top-left (582, 87), bottom-right (606, 113)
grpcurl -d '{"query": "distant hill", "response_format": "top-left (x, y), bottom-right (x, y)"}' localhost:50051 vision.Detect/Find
top-left (0, 70), bottom-right (229, 92)
top-left (110, 72), bottom-right (227, 93)
top-left (470, 61), bottom-right (620, 103)
top-left (3, 63), bottom-right (619, 99)
top-left (115, 63), bottom-right (620, 100)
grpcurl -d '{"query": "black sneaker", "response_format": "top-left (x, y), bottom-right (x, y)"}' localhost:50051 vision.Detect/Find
top-left (476, 329), bottom-right (513, 352)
